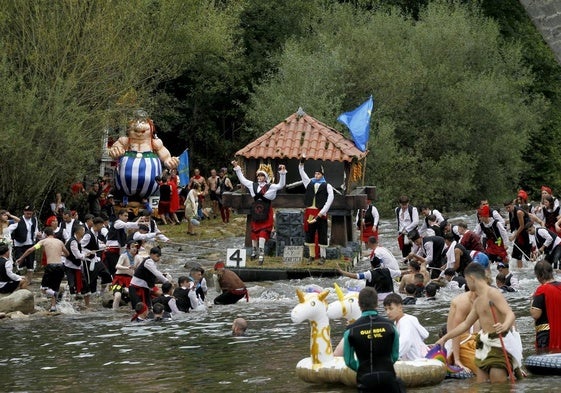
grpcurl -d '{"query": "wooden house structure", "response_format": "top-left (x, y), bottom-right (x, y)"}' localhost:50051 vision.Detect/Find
top-left (223, 108), bottom-right (374, 248)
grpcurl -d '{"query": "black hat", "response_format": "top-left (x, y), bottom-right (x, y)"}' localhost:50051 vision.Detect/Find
top-left (407, 229), bottom-right (420, 241)
top-left (23, 205), bottom-right (34, 211)
top-left (370, 256), bottom-right (381, 268)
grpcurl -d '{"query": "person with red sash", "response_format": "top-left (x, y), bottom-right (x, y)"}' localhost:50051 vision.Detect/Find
top-left (356, 200), bottom-right (379, 248)
top-left (232, 161), bottom-right (286, 265)
top-left (531, 260), bottom-right (561, 352)
top-left (299, 156), bottom-right (334, 265)
top-left (213, 261), bottom-right (248, 305)
top-left (474, 205), bottom-right (509, 264)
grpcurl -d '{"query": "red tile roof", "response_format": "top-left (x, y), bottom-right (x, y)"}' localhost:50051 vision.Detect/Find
top-left (235, 110), bottom-right (368, 162)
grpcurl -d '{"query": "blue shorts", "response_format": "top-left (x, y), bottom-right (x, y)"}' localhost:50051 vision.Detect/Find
top-left (473, 252), bottom-right (489, 268)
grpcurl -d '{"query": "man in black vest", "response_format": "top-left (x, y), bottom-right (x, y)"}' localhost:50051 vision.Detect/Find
top-left (299, 156), bottom-right (334, 265)
top-left (81, 217), bottom-right (112, 295)
top-left (505, 199), bottom-right (532, 269)
top-left (11, 205), bottom-right (39, 283)
top-left (129, 247), bottom-right (170, 310)
top-left (0, 243), bottom-right (27, 293)
top-left (343, 287), bottom-right (404, 393)
top-left (407, 229), bottom-right (446, 279)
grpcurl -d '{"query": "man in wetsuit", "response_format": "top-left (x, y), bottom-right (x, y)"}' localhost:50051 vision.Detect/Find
top-left (343, 287), bottom-right (404, 393)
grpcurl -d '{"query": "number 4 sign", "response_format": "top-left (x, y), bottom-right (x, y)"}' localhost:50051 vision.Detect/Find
top-left (226, 248), bottom-right (246, 268)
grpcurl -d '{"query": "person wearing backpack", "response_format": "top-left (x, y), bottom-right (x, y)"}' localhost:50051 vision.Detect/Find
top-left (232, 161), bottom-right (287, 265)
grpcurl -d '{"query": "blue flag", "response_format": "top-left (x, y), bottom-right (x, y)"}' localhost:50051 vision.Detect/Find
top-left (178, 149), bottom-right (190, 186)
top-left (337, 95), bottom-right (374, 152)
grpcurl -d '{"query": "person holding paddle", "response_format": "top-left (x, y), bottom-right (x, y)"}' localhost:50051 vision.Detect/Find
top-left (435, 262), bottom-right (524, 383)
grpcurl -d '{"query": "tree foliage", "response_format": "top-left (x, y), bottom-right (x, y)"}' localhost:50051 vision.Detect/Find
top-left (0, 0), bottom-right (237, 211)
top-left (246, 1), bottom-right (546, 213)
top-left (1, 0), bottom-right (559, 218)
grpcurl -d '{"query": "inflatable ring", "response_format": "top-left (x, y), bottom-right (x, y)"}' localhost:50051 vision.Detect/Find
top-left (295, 357), bottom-right (446, 388)
top-left (394, 359), bottom-right (447, 387)
top-left (524, 353), bottom-right (561, 375)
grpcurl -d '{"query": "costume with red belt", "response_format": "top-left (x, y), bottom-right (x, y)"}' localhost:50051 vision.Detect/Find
top-left (533, 281), bottom-right (561, 350)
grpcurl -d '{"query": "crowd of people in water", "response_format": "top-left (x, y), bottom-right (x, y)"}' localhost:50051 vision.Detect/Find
top-left (343, 186), bottom-right (561, 390)
top-left (0, 166), bottom-right (250, 320)
top-left (2, 165), bottom-right (561, 387)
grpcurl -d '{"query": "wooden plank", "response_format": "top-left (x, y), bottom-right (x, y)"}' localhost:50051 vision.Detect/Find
top-left (222, 193), bottom-right (368, 210)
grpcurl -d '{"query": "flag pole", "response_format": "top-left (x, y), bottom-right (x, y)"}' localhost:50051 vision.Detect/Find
top-left (361, 148), bottom-right (368, 187)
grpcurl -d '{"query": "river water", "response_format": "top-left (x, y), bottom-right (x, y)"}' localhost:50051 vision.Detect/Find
top-left (0, 213), bottom-right (557, 392)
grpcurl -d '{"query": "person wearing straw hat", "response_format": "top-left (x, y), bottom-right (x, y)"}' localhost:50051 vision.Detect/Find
top-left (232, 160), bottom-right (287, 265)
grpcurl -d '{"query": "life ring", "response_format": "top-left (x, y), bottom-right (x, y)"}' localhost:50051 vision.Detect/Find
top-left (524, 353), bottom-right (561, 375)
top-left (295, 357), bottom-right (446, 388)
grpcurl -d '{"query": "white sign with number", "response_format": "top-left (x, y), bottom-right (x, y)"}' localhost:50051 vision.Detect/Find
top-left (226, 248), bottom-right (246, 268)
top-left (283, 246), bottom-right (303, 264)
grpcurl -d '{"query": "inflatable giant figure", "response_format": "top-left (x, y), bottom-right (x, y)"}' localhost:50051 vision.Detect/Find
top-left (109, 110), bottom-right (179, 200)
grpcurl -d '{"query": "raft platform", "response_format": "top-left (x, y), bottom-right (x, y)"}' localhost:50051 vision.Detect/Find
top-left (229, 267), bottom-right (340, 282)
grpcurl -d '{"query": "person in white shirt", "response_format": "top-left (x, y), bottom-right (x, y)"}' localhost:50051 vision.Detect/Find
top-left (366, 236), bottom-right (401, 280)
top-left (0, 243), bottom-right (27, 293)
top-left (395, 195), bottom-right (419, 258)
top-left (419, 206), bottom-right (445, 237)
top-left (383, 293), bottom-right (429, 360)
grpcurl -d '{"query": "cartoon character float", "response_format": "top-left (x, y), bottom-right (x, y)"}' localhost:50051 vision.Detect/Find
top-left (109, 110), bottom-right (179, 200)
top-left (291, 286), bottom-right (447, 388)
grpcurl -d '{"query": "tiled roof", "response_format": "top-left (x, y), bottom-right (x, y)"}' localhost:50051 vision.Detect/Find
top-left (235, 110), bottom-right (368, 162)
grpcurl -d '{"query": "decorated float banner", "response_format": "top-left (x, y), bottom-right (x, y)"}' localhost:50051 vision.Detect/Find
top-left (178, 149), bottom-right (190, 186)
top-left (337, 95), bottom-right (374, 152)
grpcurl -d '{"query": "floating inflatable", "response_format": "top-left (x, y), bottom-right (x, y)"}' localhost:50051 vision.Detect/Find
top-left (291, 288), bottom-right (446, 388)
top-left (524, 353), bottom-right (561, 375)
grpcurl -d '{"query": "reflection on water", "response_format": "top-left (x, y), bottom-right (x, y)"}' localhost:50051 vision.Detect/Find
top-left (0, 213), bottom-right (557, 392)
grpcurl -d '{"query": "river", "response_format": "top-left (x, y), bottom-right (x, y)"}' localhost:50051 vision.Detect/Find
top-left (0, 213), bottom-right (557, 392)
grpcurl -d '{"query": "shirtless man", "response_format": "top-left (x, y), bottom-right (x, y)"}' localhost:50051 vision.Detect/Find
top-left (445, 290), bottom-right (478, 374)
top-left (436, 262), bottom-right (522, 383)
top-left (16, 227), bottom-right (69, 311)
top-left (207, 169), bottom-right (220, 218)
top-left (398, 260), bottom-right (428, 294)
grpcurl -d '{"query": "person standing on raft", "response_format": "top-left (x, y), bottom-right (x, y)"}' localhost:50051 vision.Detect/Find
top-left (232, 161), bottom-right (286, 265)
top-left (299, 155), bottom-right (334, 265)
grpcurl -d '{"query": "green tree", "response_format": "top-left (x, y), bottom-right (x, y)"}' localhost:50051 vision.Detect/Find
top-left (0, 0), bottom-right (237, 212)
top-left (246, 1), bottom-right (546, 213)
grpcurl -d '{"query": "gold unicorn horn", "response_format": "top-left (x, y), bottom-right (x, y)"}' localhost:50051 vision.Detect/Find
top-left (296, 288), bottom-right (306, 303)
top-left (334, 283), bottom-right (345, 302)
top-left (318, 289), bottom-right (330, 302)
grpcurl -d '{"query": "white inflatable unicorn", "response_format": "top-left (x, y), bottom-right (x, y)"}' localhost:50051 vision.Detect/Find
top-left (291, 286), bottom-right (447, 388)
top-left (290, 288), bottom-right (356, 385)
top-left (326, 283), bottom-right (361, 324)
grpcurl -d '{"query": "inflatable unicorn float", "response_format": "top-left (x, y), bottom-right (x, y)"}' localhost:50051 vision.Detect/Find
top-left (290, 283), bottom-right (447, 388)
